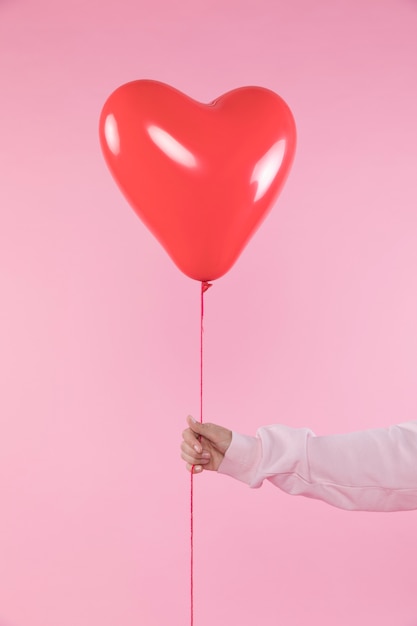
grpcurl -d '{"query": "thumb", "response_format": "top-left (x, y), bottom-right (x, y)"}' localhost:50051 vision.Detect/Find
top-left (187, 415), bottom-right (208, 437)
top-left (186, 415), bottom-right (232, 455)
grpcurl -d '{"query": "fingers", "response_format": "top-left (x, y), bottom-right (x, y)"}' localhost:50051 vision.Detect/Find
top-left (182, 419), bottom-right (210, 473)
top-left (186, 463), bottom-right (203, 474)
top-left (182, 424), bottom-right (203, 454)
top-left (181, 440), bottom-right (210, 467)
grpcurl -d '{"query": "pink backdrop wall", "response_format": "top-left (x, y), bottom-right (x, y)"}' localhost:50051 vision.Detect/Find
top-left (1, 0), bottom-right (417, 625)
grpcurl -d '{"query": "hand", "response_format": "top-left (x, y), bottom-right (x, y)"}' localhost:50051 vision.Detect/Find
top-left (181, 415), bottom-right (232, 473)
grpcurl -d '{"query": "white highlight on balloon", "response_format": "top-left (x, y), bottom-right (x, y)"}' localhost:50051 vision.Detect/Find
top-left (251, 139), bottom-right (286, 202)
top-left (147, 125), bottom-right (197, 168)
top-left (104, 114), bottom-right (120, 156)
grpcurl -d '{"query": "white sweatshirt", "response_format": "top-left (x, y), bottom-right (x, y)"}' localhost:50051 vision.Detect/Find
top-left (218, 421), bottom-right (417, 511)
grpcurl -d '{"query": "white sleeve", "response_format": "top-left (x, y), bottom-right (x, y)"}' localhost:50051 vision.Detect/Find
top-left (217, 421), bottom-right (417, 511)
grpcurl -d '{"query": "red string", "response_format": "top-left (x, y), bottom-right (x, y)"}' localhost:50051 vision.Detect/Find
top-left (191, 280), bottom-right (212, 626)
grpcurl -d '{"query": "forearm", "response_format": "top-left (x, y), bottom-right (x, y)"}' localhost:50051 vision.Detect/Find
top-left (218, 421), bottom-right (417, 511)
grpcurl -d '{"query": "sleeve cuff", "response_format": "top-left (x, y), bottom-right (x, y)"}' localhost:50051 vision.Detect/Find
top-left (217, 431), bottom-right (262, 486)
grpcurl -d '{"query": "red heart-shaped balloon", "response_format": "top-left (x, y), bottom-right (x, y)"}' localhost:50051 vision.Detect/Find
top-left (99, 80), bottom-right (296, 281)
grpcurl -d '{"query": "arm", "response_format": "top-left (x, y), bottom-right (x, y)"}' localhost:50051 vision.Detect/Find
top-left (218, 421), bottom-right (417, 511)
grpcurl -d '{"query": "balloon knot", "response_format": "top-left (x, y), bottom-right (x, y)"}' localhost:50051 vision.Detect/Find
top-left (201, 281), bottom-right (213, 293)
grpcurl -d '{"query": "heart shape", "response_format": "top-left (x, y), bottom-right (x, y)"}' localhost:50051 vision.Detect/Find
top-left (99, 80), bottom-right (296, 281)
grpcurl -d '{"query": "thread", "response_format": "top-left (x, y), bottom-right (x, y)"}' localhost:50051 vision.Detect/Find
top-left (190, 280), bottom-right (212, 626)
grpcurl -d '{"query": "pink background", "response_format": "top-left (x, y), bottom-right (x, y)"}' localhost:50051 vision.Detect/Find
top-left (1, 0), bottom-right (417, 625)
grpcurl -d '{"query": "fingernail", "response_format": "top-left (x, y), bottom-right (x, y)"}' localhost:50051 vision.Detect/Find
top-left (188, 415), bottom-right (197, 423)
top-left (193, 444), bottom-right (202, 453)
top-left (202, 452), bottom-right (210, 459)
top-left (193, 465), bottom-right (202, 473)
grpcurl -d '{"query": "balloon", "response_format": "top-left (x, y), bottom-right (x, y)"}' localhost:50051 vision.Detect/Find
top-left (99, 80), bottom-right (296, 281)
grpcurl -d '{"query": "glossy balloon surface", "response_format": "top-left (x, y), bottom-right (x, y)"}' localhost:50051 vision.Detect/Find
top-left (99, 80), bottom-right (296, 281)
